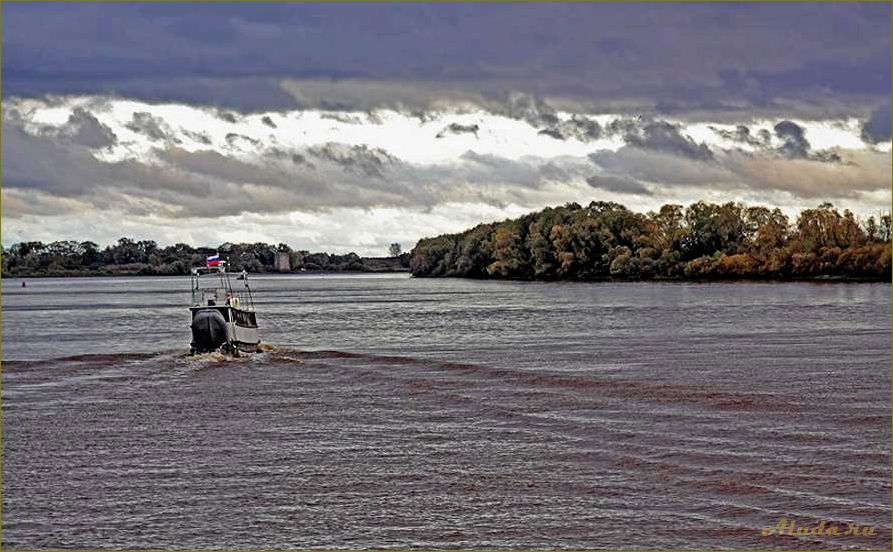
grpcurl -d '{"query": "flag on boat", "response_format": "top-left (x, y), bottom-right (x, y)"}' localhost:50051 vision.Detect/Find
top-left (206, 254), bottom-right (220, 267)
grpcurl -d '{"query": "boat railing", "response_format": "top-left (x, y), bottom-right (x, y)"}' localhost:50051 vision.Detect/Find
top-left (192, 289), bottom-right (253, 309)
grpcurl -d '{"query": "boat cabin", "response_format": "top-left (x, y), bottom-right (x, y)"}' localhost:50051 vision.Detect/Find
top-left (189, 263), bottom-right (260, 354)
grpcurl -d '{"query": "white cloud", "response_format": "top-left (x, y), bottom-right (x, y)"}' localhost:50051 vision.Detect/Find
top-left (3, 95), bottom-right (890, 254)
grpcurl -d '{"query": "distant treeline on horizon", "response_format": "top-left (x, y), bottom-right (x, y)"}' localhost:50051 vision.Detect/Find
top-left (1, 240), bottom-right (410, 278)
top-left (409, 201), bottom-right (892, 281)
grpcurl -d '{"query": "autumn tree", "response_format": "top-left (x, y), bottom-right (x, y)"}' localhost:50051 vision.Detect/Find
top-left (409, 200), bottom-right (888, 281)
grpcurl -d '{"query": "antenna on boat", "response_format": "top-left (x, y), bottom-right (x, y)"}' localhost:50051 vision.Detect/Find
top-left (240, 269), bottom-right (256, 310)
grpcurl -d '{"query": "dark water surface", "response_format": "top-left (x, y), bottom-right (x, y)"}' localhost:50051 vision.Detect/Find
top-left (2, 274), bottom-right (890, 549)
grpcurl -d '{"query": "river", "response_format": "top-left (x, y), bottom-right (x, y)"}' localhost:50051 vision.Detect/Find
top-left (2, 274), bottom-right (890, 549)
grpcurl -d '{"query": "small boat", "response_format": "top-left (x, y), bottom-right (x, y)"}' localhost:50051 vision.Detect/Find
top-left (189, 256), bottom-right (260, 355)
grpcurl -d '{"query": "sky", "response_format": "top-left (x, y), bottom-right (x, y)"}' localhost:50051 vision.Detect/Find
top-left (2, 2), bottom-right (891, 256)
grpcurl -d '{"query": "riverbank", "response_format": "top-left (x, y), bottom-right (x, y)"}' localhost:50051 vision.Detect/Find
top-left (1, 239), bottom-right (411, 278)
top-left (2, 263), bottom-right (410, 279)
top-left (409, 201), bottom-right (892, 282)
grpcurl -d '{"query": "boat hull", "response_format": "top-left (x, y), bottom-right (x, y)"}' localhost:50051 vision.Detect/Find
top-left (189, 305), bottom-right (260, 354)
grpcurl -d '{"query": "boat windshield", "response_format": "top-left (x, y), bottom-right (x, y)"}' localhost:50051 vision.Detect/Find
top-left (190, 265), bottom-right (256, 311)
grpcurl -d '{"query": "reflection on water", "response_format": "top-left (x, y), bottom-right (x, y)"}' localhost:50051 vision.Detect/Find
top-left (2, 275), bottom-right (891, 549)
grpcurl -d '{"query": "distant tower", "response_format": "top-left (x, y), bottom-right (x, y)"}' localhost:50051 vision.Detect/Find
top-left (274, 253), bottom-right (291, 272)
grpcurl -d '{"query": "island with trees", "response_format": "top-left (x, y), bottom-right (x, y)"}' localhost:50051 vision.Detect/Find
top-left (410, 201), bottom-right (891, 281)
top-left (1, 240), bottom-right (410, 278)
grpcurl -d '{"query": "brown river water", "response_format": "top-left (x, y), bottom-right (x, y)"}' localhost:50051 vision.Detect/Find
top-left (1, 274), bottom-right (890, 549)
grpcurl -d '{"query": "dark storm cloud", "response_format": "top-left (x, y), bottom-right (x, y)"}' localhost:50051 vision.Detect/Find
top-left (290, 153), bottom-right (311, 166)
top-left (712, 122), bottom-right (842, 163)
top-left (566, 117), bottom-right (602, 142)
top-left (605, 118), bottom-right (641, 136)
top-left (494, 93), bottom-right (559, 128)
top-left (320, 112), bottom-right (365, 125)
top-left (585, 175), bottom-right (652, 196)
top-left (218, 111), bottom-right (240, 124)
top-left (265, 148), bottom-right (316, 168)
top-left (589, 148), bottom-right (730, 186)
top-left (125, 112), bottom-right (177, 142)
top-left (307, 143), bottom-right (399, 179)
top-left (182, 129), bottom-right (212, 145)
top-left (65, 108), bottom-right (117, 148)
top-left (588, 144), bottom-right (888, 199)
top-left (740, 121), bottom-right (842, 163)
top-left (712, 125), bottom-right (771, 147)
top-left (538, 116), bottom-right (602, 142)
top-left (812, 150), bottom-right (843, 164)
top-left (618, 120), bottom-right (714, 161)
top-left (773, 120), bottom-right (810, 159)
top-left (861, 103), bottom-right (892, 143)
top-left (3, 3), bottom-right (889, 115)
top-left (436, 123), bottom-right (480, 139)
top-left (479, 94), bottom-right (603, 142)
top-left (538, 128), bottom-right (565, 140)
top-left (225, 133), bottom-right (261, 147)
top-left (456, 151), bottom-right (548, 188)
top-left (3, 119), bottom-right (110, 197)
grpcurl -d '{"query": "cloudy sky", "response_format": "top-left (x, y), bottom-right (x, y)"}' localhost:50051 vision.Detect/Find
top-left (3, 2), bottom-right (891, 255)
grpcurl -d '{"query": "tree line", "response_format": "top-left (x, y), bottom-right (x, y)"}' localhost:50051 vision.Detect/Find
top-left (410, 201), bottom-right (891, 281)
top-left (1, 239), bottom-right (410, 278)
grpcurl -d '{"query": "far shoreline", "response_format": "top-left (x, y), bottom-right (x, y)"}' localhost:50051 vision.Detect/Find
top-left (2, 268), bottom-right (411, 280)
top-left (3, 271), bottom-right (887, 284)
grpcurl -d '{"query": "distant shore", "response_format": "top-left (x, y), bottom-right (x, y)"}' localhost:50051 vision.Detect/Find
top-left (3, 267), bottom-right (411, 279)
top-left (2, 239), bottom-right (411, 279)
top-left (2, 260), bottom-right (410, 279)
top-left (3, 272), bottom-right (885, 283)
